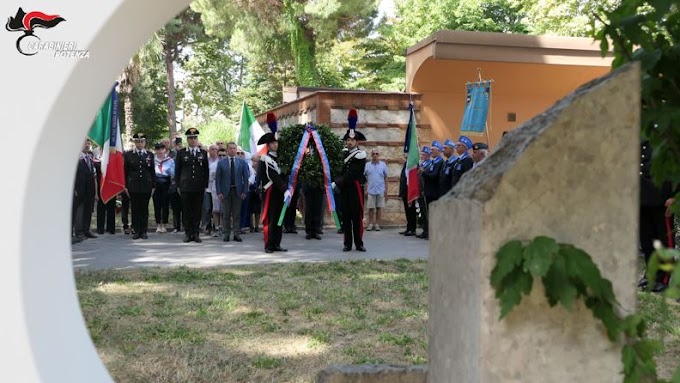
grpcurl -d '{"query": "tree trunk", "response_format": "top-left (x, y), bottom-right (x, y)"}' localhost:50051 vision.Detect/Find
top-left (163, 40), bottom-right (178, 138)
top-left (284, 1), bottom-right (318, 87)
top-left (123, 93), bottom-right (134, 145)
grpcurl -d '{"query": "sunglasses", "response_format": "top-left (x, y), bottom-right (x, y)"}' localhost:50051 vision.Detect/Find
top-left (237, 152), bottom-right (244, 155)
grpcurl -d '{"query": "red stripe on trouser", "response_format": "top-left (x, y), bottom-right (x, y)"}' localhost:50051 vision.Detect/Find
top-left (261, 188), bottom-right (272, 246)
top-left (354, 181), bottom-right (364, 239)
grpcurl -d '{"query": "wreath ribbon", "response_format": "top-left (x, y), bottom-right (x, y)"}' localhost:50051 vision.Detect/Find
top-left (277, 124), bottom-right (340, 229)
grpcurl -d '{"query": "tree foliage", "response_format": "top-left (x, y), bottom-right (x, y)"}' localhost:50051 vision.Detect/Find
top-left (594, 0), bottom-right (680, 196)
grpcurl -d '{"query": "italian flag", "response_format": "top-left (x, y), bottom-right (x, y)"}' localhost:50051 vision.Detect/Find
top-left (406, 102), bottom-right (420, 204)
top-left (238, 100), bottom-right (266, 156)
top-left (88, 83), bottom-right (125, 204)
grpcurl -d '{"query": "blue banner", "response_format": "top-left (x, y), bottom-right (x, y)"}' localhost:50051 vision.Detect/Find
top-left (460, 81), bottom-right (491, 133)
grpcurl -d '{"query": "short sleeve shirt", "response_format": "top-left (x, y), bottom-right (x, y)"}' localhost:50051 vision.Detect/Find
top-left (364, 161), bottom-right (388, 195)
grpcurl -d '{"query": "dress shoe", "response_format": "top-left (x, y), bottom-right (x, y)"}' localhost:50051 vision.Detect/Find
top-left (337, 229), bottom-right (344, 234)
top-left (84, 231), bottom-right (98, 239)
top-left (140, 233), bottom-right (148, 239)
top-left (233, 236), bottom-right (242, 242)
top-left (223, 236), bottom-right (230, 242)
top-left (312, 234), bottom-right (322, 240)
top-left (124, 227), bottom-right (130, 235)
top-left (71, 237), bottom-right (83, 244)
top-left (305, 234), bottom-right (313, 240)
top-left (97, 229), bottom-right (105, 235)
top-left (273, 246), bottom-right (287, 252)
top-left (194, 236), bottom-right (203, 243)
top-left (356, 245), bottom-right (366, 252)
top-left (265, 248), bottom-right (274, 253)
top-left (399, 230), bottom-right (408, 235)
top-left (183, 235), bottom-right (191, 243)
top-left (652, 282), bottom-right (668, 293)
top-left (132, 233), bottom-right (140, 240)
top-left (342, 246), bottom-right (351, 252)
top-left (404, 231), bottom-right (416, 236)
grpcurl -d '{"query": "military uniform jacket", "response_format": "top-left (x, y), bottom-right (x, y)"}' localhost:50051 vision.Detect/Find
top-left (175, 147), bottom-right (209, 192)
top-left (422, 156), bottom-right (443, 199)
top-left (450, 154), bottom-right (474, 189)
top-left (335, 148), bottom-right (367, 188)
top-left (258, 152), bottom-right (287, 193)
top-left (438, 156), bottom-right (457, 196)
top-left (124, 150), bottom-right (155, 193)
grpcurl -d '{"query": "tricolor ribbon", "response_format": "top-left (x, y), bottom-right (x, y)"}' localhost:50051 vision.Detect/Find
top-left (277, 126), bottom-right (311, 226)
top-left (277, 124), bottom-right (340, 229)
top-left (309, 127), bottom-right (340, 229)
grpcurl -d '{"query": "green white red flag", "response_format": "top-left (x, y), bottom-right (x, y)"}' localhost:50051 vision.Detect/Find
top-left (87, 83), bottom-right (125, 203)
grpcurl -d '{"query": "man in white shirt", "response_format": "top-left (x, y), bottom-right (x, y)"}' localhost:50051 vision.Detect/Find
top-left (364, 149), bottom-right (388, 231)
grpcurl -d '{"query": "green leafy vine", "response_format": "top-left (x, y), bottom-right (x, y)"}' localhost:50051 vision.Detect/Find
top-left (491, 236), bottom-right (680, 382)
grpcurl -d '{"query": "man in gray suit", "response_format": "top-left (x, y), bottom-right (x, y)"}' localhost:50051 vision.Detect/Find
top-left (216, 141), bottom-right (250, 242)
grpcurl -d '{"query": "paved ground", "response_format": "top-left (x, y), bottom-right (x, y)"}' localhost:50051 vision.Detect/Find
top-left (71, 227), bottom-right (429, 270)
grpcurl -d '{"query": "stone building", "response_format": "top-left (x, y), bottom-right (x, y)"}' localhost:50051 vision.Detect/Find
top-left (256, 89), bottom-right (425, 225)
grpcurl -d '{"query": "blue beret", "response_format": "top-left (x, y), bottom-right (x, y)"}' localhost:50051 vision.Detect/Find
top-left (458, 136), bottom-right (473, 149)
top-left (444, 139), bottom-right (456, 148)
top-left (421, 146), bottom-right (431, 155)
top-left (431, 140), bottom-right (444, 151)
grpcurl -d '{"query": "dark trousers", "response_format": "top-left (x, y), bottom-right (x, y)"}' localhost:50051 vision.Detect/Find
top-left (121, 192), bottom-right (130, 229)
top-left (169, 190), bottom-right (182, 230)
top-left (421, 194), bottom-right (437, 234)
top-left (240, 192), bottom-right (251, 230)
top-left (222, 190), bottom-right (243, 237)
top-left (304, 185), bottom-right (324, 235)
top-left (97, 196), bottom-right (116, 234)
top-left (202, 191), bottom-right (213, 229)
top-left (181, 191), bottom-right (203, 237)
top-left (341, 181), bottom-right (364, 248)
top-left (402, 195), bottom-right (417, 232)
top-left (262, 187), bottom-right (284, 249)
top-left (153, 182), bottom-right (171, 224)
top-left (73, 194), bottom-right (94, 236)
top-left (284, 185), bottom-right (300, 230)
top-left (640, 206), bottom-right (673, 283)
top-left (130, 192), bottom-right (151, 235)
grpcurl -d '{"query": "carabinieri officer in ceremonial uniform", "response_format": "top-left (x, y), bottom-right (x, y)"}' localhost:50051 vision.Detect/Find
top-left (258, 113), bottom-right (290, 254)
top-left (334, 109), bottom-right (367, 252)
top-left (123, 132), bottom-right (155, 239)
top-left (175, 128), bottom-right (209, 243)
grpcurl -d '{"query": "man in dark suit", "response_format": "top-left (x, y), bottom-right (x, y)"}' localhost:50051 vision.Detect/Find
top-left (639, 140), bottom-right (674, 292)
top-left (73, 139), bottom-right (98, 241)
top-left (174, 128), bottom-right (209, 243)
top-left (123, 133), bottom-right (155, 240)
top-left (94, 158), bottom-right (116, 234)
top-left (258, 113), bottom-right (290, 253)
top-left (216, 141), bottom-right (250, 242)
top-left (168, 136), bottom-right (183, 232)
top-left (334, 109), bottom-right (368, 252)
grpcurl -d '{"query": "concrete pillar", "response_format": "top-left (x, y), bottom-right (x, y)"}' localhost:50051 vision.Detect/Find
top-left (429, 62), bottom-right (640, 382)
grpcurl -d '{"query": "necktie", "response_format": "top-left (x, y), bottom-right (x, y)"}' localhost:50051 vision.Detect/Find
top-left (230, 157), bottom-right (236, 186)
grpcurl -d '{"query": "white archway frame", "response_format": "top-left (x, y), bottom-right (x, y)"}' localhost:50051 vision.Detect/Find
top-left (1, 0), bottom-right (190, 381)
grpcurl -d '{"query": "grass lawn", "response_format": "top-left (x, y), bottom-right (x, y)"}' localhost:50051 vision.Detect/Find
top-left (76, 259), bottom-right (428, 383)
top-left (76, 259), bottom-right (679, 382)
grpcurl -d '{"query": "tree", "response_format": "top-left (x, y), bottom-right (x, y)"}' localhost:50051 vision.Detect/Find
top-left (118, 36), bottom-right (162, 143)
top-left (191, 0), bottom-right (379, 87)
top-left (160, 7), bottom-right (206, 138)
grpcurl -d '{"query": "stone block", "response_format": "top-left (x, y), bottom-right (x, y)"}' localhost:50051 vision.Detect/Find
top-left (429, 63), bottom-right (640, 382)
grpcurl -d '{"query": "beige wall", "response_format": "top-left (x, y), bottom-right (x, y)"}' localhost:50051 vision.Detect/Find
top-left (410, 58), bottom-right (611, 148)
